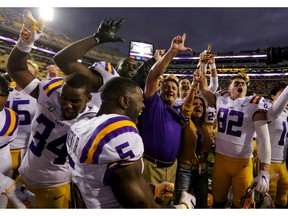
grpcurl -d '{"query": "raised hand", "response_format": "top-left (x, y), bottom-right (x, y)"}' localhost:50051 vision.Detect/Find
top-left (16, 9), bottom-right (44, 53)
top-left (93, 18), bottom-right (125, 44)
top-left (170, 33), bottom-right (192, 53)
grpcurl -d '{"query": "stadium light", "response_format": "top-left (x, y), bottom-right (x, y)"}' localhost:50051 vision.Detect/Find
top-left (39, 7), bottom-right (54, 21)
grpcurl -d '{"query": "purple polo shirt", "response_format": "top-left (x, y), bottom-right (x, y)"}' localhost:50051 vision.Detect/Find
top-left (140, 92), bottom-right (182, 162)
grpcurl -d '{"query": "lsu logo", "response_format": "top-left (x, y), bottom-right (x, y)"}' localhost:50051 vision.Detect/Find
top-left (20, 28), bottom-right (31, 44)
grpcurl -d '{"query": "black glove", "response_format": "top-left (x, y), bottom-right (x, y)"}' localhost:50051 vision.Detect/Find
top-left (93, 18), bottom-right (125, 44)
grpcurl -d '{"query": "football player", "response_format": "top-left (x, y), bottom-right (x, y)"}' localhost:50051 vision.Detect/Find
top-left (66, 76), bottom-right (196, 208)
top-left (5, 61), bottom-right (38, 180)
top-left (194, 69), bottom-right (271, 208)
top-left (6, 9), bottom-right (98, 208)
top-left (266, 82), bottom-right (288, 208)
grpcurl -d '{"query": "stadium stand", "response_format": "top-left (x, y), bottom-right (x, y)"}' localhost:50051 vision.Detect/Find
top-left (0, 8), bottom-right (288, 97)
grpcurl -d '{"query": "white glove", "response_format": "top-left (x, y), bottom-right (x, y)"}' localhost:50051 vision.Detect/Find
top-left (174, 191), bottom-right (196, 209)
top-left (16, 9), bottom-right (44, 53)
top-left (2, 176), bottom-right (35, 208)
top-left (252, 170), bottom-right (270, 193)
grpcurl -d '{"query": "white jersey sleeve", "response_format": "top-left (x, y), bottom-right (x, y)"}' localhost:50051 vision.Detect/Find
top-left (89, 61), bottom-right (120, 108)
top-left (215, 91), bottom-right (269, 158)
top-left (66, 114), bottom-right (144, 208)
top-left (268, 107), bottom-right (288, 162)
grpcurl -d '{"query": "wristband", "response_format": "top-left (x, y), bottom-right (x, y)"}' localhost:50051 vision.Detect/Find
top-left (209, 63), bottom-right (216, 70)
top-left (23, 78), bottom-right (40, 95)
top-left (92, 33), bottom-right (101, 44)
top-left (16, 38), bottom-right (34, 53)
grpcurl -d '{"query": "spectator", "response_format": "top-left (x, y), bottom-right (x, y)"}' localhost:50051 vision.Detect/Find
top-left (174, 73), bottom-right (213, 208)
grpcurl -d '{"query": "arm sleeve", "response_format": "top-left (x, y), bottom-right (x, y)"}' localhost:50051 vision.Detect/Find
top-left (208, 76), bottom-right (218, 93)
top-left (267, 86), bottom-right (288, 121)
top-left (134, 57), bottom-right (156, 90)
top-left (254, 120), bottom-right (271, 164)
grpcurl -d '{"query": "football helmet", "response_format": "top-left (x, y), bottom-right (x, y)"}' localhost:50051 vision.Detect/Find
top-left (241, 182), bottom-right (275, 208)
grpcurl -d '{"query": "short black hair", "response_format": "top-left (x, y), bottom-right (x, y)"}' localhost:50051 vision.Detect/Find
top-left (101, 77), bottom-right (140, 101)
top-left (64, 73), bottom-right (93, 95)
top-left (0, 75), bottom-right (10, 97)
top-left (269, 82), bottom-right (287, 100)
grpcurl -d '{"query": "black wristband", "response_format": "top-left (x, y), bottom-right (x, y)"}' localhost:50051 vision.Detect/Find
top-left (92, 33), bottom-right (101, 44)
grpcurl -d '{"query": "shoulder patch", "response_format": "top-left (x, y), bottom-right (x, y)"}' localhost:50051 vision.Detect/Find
top-left (43, 78), bottom-right (64, 96)
top-left (249, 95), bottom-right (262, 104)
top-left (219, 90), bottom-right (229, 96)
top-left (80, 115), bottom-right (138, 164)
top-left (0, 108), bottom-right (19, 136)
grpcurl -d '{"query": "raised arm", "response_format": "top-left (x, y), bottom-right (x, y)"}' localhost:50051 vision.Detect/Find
top-left (144, 34), bottom-right (192, 98)
top-left (181, 78), bottom-right (199, 119)
top-left (7, 9), bottom-right (43, 98)
top-left (207, 55), bottom-right (218, 93)
top-left (193, 64), bottom-right (216, 108)
top-left (134, 49), bottom-right (166, 90)
top-left (54, 18), bottom-right (125, 89)
top-left (266, 85), bottom-right (288, 121)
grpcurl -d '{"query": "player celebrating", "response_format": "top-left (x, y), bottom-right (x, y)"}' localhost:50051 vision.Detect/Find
top-left (194, 69), bottom-right (271, 208)
top-left (66, 77), bottom-right (196, 208)
top-left (6, 9), bottom-right (98, 208)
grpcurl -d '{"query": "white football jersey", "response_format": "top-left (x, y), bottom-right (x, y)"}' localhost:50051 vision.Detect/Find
top-left (67, 114), bottom-right (144, 208)
top-left (89, 61), bottom-right (119, 108)
top-left (267, 100), bottom-right (288, 162)
top-left (0, 107), bottom-right (19, 175)
top-left (19, 78), bottom-right (99, 188)
top-left (215, 91), bottom-right (269, 158)
top-left (5, 88), bottom-right (37, 149)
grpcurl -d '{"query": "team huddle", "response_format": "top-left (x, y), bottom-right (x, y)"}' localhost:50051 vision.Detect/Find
top-left (0, 9), bottom-right (287, 209)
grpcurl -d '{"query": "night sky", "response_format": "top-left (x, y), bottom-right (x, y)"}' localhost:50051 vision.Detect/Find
top-left (7, 5), bottom-right (288, 56)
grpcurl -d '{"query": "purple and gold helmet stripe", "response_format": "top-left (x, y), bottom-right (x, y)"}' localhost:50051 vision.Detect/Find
top-left (250, 95), bottom-right (261, 104)
top-left (80, 116), bottom-right (138, 164)
top-left (0, 108), bottom-right (19, 136)
top-left (105, 62), bottom-right (115, 75)
top-left (43, 78), bottom-right (64, 96)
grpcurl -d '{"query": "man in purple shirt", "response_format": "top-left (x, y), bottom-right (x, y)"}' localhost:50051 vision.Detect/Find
top-left (139, 33), bottom-right (192, 206)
